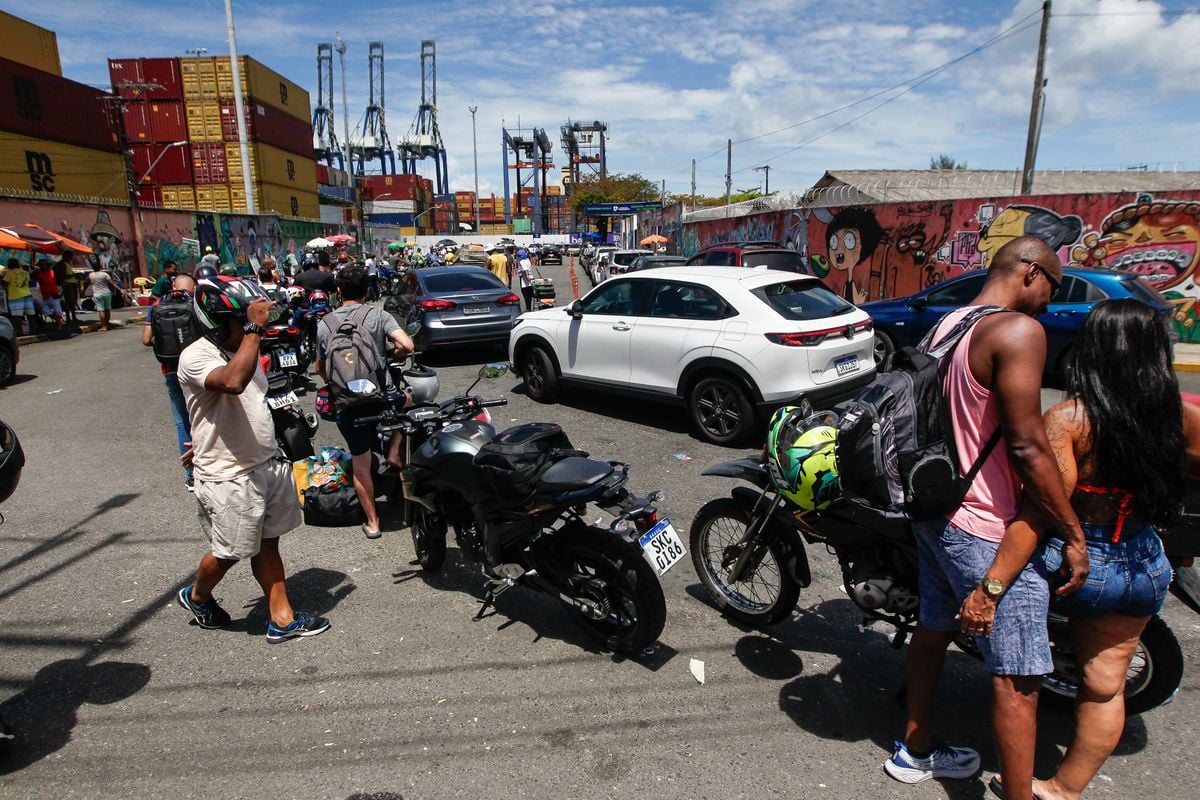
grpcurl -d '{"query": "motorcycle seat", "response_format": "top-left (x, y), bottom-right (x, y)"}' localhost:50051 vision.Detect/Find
top-left (537, 457), bottom-right (613, 493)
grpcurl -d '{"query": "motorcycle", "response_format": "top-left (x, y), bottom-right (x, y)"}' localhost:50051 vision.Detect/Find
top-left (690, 449), bottom-right (1200, 715)
top-left (260, 315), bottom-right (310, 384)
top-left (357, 364), bottom-right (678, 653)
top-left (262, 362), bottom-right (318, 462)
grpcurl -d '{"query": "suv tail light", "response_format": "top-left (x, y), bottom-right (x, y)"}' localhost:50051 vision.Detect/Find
top-left (766, 319), bottom-right (872, 347)
top-left (419, 299), bottom-right (457, 311)
top-left (496, 293), bottom-right (521, 306)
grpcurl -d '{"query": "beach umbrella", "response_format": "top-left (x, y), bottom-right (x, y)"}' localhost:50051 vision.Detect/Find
top-left (326, 233), bottom-right (355, 245)
top-left (21, 223), bottom-right (92, 254)
top-left (640, 234), bottom-right (668, 246)
top-left (305, 237), bottom-right (333, 249)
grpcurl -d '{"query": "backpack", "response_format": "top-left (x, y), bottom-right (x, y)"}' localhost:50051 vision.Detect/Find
top-left (151, 290), bottom-right (201, 363)
top-left (322, 305), bottom-right (388, 410)
top-left (473, 423), bottom-right (587, 503)
top-left (833, 306), bottom-right (1008, 521)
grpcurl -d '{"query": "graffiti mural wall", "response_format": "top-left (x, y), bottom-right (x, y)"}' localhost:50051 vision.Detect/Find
top-left (0, 199), bottom-right (136, 274)
top-left (683, 191), bottom-right (1200, 340)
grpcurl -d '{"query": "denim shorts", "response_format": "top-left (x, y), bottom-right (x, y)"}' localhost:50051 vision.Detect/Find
top-left (913, 517), bottom-right (1052, 676)
top-left (1043, 522), bottom-right (1172, 619)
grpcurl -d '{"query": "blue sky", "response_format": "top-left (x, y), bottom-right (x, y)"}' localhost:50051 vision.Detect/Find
top-left (6, 0), bottom-right (1199, 198)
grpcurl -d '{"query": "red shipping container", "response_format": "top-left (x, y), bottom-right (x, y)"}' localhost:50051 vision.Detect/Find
top-left (0, 57), bottom-right (120, 152)
top-left (191, 142), bottom-right (227, 184)
top-left (219, 99), bottom-right (313, 158)
top-left (122, 102), bottom-right (153, 142)
top-left (136, 185), bottom-right (162, 207)
top-left (148, 101), bottom-right (187, 143)
top-left (130, 142), bottom-right (193, 185)
top-left (108, 58), bottom-right (183, 100)
top-left (317, 164), bottom-right (329, 184)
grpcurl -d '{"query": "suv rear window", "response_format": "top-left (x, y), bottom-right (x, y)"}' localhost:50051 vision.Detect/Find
top-left (741, 250), bottom-right (804, 271)
top-left (423, 272), bottom-right (504, 293)
top-left (753, 279), bottom-right (856, 321)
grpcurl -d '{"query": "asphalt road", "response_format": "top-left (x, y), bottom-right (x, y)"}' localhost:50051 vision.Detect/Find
top-left (0, 259), bottom-right (1197, 799)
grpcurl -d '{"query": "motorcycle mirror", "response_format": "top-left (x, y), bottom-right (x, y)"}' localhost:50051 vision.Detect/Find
top-left (478, 363), bottom-right (508, 381)
top-left (405, 321), bottom-right (422, 337)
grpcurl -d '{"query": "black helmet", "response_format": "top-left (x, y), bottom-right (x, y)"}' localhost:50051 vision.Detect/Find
top-left (193, 275), bottom-right (271, 331)
top-left (218, 263), bottom-right (238, 277)
top-left (0, 419), bottom-right (25, 506)
top-left (194, 264), bottom-right (218, 280)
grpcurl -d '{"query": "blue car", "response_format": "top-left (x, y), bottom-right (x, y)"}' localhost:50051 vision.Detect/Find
top-left (862, 267), bottom-right (1172, 383)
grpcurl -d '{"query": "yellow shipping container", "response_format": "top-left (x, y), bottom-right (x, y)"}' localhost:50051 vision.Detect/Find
top-left (185, 100), bottom-right (223, 142)
top-left (0, 132), bottom-right (127, 203)
top-left (161, 185), bottom-right (196, 210)
top-left (0, 11), bottom-right (61, 76)
top-left (180, 57), bottom-right (218, 100)
top-left (194, 184), bottom-right (231, 212)
top-left (224, 142), bottom-right (257, 180)
top-left (246, 142), bottom-right (316, 192)
top-left (214, 56), bottom-right (311, 124)
top-left (256, 181), bottom-right (319, 219)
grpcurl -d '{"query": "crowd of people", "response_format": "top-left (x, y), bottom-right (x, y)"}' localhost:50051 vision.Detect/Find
top-left (1, 254), bottom-right (122, 335)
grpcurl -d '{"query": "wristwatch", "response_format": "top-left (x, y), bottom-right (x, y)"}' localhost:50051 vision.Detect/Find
top-left (243, 322), bottom-right (265, 336)
top-left (981, 576), bottom-right (1005, 599)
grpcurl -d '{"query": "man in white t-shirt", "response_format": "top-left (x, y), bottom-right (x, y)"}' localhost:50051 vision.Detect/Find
top-left (175, 274), bottom-right (331, 643)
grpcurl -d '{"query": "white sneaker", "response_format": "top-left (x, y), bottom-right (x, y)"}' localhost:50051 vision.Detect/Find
top-left (883, 739), bottom-right (980, 783)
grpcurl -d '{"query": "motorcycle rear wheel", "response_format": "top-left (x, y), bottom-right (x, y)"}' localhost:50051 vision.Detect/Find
top-left (557, 528), bottom-right (666, 653)
top-left (411, 507), bottom-right (448, 572)
top-left (1040, 613), bottom-right (1184, 716)
top-left (689, 498), bottom-right (801, 626)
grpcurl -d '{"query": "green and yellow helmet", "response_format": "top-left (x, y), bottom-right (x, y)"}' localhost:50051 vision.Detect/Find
top-left (766, 406), bottom-right (841, 510)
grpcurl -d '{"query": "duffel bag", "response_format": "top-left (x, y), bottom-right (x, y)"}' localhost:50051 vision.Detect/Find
top-left (474, 422), bottom-right (586, 501)
top-left (303, 483), bottom-right (365, 527)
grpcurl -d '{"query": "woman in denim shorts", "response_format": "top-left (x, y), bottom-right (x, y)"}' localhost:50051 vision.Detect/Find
top-left (985, 300), bottom-right (1200, 800)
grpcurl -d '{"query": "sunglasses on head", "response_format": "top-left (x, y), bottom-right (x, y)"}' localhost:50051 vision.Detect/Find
top-left (1019, 257), bottom-right (1061, 300)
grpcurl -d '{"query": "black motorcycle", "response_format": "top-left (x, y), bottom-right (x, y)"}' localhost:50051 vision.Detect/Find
top-left (261, 315), bottom-right (311, 385)
top-left (358, 365), bottom-right (678, 653)
top-left (690, 451), bottom-right (1200, 715)
top-left (265, 369), bottom-right (317, 462)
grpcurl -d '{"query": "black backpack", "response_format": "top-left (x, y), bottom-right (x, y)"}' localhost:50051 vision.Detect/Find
top-left (474, 423), bottom-right (586, 502)
top-left (151, 290), bottom-right (201, 363)
top-left (834, 306), bottom-right (1007, 521)
top-left (322, 305), bottom-right (387, 410)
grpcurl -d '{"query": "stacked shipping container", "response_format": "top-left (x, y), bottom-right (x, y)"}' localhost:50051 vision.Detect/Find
top-left (0, 11), bottom-right (61, 75)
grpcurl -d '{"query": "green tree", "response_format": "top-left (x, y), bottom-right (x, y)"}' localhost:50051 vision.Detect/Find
top-left (570, 172), bottom-right (660, 236)
top-left (929, 153), bottom-right (968, 170)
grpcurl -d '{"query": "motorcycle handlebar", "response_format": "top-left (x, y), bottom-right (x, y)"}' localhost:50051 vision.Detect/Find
top-left (477, 399), bottom-right (508, 408)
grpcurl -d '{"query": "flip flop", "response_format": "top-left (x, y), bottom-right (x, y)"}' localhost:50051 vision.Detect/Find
top-left (362, 523), bottom-right (382, 539)
top-left (988, 776), bottom-right (1045, 800)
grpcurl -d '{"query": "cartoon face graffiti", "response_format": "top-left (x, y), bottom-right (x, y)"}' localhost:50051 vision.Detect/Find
top-left (829, 228), bottom-right (861, 272)
top-left (978, 205), bottom-right (1083, 268)
top-left (1100, 199), bottom-right (1200, 289)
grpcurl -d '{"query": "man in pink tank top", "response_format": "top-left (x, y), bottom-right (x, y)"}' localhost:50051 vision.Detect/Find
top-left (884, 236), bottom-right (1089, 800)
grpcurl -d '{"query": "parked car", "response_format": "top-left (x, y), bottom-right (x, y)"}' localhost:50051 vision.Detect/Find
top-left (0, 316), bottom-right (19, 386)
top-left (586, 246), bottom-right (618, 285)
top-left (539, 244), bottom-right (563, 265)
top-left (453, 244), bottom-right (489, 266)
top-left (628, 255), bottom-right (687, 272)
top-left (608, 249), bottom-right (653, 276)
top-left (509, 266), bottom-right (875, 445)
top-left (566, 243), bottom-right (582, 256)
top-left (862, 266), bottom-right (1174, 382)
top-left (685, 242), bottom-right (805, 271)
top-left (396, 266), bottom-right (522, 350)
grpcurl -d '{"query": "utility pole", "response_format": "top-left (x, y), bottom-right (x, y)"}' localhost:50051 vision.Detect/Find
top-left (469, 105), bottom-right (481, 233)
top-left (661, 178), bottom-right (666, 205)
top-left (1021, 0), bottom-right (1052, 195)
top-left (724, 139), bottom-right (732, 210)
top-left (224, 0), bottom-right (254, 214)
top-left (754, 165), bottom-right (770, 195)
top-left (336, 36), bottom-right (351, 181)
top-left (690, 158), bottom-right (696, 210)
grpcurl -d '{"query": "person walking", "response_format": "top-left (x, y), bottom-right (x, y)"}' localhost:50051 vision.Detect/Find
top-left (34, 259), bottom-right (64, 331)
top-left (884, 236), bottom-right (1089, 800)
top-left (198, 246), bottom-right (219, 271)
top-left (2, 258), bottom-right (34, 336)
top-left (150, 260), bottom-right (178, 299)
top-left (486, 245), bottom-right (510, 287)
top-left (516, 252), bottom-right (535, 312)
top-left (142, 273), bottom-right (197, 491)
top-left (175, 274), bottom-right (330, 642)
top-left (86, 261), bottom-right (118, 331)
top-left (965, 299), bottom-right (1200, 800)
top-left (55, 255), bottom-right (81, 323)
top-left (315, 264), bottom-right (414, 539)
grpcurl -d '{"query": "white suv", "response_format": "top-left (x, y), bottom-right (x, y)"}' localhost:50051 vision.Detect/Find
top-left (509, 266), bottom-right (875, 444)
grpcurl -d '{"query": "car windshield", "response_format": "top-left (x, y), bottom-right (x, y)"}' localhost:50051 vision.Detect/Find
top-left (741, 250), bottom-right (804, 271)
top-left (423, 272), bottom-right (504, 293)
top-left (754, 279), bottom-right (855, 320)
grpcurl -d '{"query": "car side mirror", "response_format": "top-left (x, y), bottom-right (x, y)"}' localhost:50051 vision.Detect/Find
top-left (567, 299), bottom-right (583, 319)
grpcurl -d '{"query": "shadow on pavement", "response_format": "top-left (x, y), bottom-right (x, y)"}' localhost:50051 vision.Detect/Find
top-left (510, 379), bottom-right (694, 438)
top-left (0, 658), bottom-right (151, 775)
top-left (418, 343), bottom-right (508, 369)
top-left (0, 373), bottom-right (37, 389)
top-left (237, 566), bottom-right (356, 636)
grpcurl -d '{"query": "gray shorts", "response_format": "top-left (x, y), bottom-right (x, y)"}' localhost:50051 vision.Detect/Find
top-left (195, 459), bottom-right (302, 560)
top-left (913, 517), bottom-right (1052, 676)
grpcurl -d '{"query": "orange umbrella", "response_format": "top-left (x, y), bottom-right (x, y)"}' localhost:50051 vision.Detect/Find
top-left (0, 228), bottom-right (34, 252)
top-left (20, 223), bottom-right (92, 254)
top-left (640, 234), bottom-right (668, 246)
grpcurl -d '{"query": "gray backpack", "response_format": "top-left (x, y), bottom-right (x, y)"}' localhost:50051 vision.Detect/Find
top-left (322, 305), bottom-right (387, 410)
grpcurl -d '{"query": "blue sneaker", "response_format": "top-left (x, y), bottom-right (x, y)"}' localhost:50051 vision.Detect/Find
top-left (883, 739), bottom-right (980, 783)
top-left (177, 585), bottom-right (231, 629)
top-left (266, 612), bottom-right (331, 643)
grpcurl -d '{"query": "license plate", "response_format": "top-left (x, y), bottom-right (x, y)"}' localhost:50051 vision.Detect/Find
top-left (461, 304), bottom-right (489, 315)
top-left (266, 391), bottom-right (298, 410)
top-left (835, 354), bottom-right (859, 376)
top-left (278, 351), bottom-right (299, 368)
top-left (638, 517), bottom-right (686, 576)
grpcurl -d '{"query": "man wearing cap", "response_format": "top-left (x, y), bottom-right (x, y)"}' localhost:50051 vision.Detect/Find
top-left (199, 246), bottom-right (220, 271)
top-left (486, 245), bottom-right (510, 286)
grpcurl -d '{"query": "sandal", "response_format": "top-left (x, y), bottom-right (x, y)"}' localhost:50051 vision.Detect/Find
top-left (362, 523), bottom-right (382, 539)
top-left (988, 776), bottom-right (1045, 800)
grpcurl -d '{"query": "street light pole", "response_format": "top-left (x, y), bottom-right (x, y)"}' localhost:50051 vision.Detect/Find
top-left (139, 141), bottom-right (190, 184)
top-left (469, 105), bottom-right (480, 233)
top-left (224, 0), bottom-right (255, 214)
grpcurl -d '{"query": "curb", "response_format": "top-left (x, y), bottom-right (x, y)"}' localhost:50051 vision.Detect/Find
top-left (1175, 361), bottom-right (1200, 373)
top-left (15, 314), bottom-right (143, 346)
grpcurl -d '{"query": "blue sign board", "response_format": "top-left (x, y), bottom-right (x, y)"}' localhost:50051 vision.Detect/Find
top-left (581, 201), bottom-right (663, 216)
